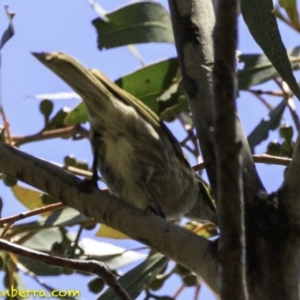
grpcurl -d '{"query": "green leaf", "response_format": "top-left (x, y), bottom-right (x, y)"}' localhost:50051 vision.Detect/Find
top-left (92, 1), bottom-right (174, 49)
top-left (158, 80), bottom-right (189, 121)
top-left (116, 58), bottom-right (182, 116)
top-left (247, 99), bottom-right (287, 152)
top-left (64, 102), bottom-right (88, 125)
top-left (238, 46), bottom-right (300, 89)
top-left (241, 0), bottom-right (300, 99)
top-left (99, 253), bottom-right (168, 300)
top-left (47, 107), bottom-right (71, 129)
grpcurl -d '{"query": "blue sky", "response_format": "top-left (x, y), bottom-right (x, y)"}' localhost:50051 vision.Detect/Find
top-left (1, 1), bottom-right (300, 299)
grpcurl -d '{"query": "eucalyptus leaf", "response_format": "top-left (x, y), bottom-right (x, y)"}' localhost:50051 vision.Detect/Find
top-left (92, 1), bottom-right (174, 49)
top-left (11, 185), bottom-right (44, 211)
top-left (116, 58), bottom-right (181, 116)
top-left (241, 0), bottom-right (300, 99)
top-left (80, 238), bottom-right (147, 270)
top-left (99, 253), bottom-right (168, 300)
top-left (39, 207), bottom-right (88, 227)
top-left (238, 46), bottom-right (300, 90)
top-left (247, 99), bottom-right (287, 152)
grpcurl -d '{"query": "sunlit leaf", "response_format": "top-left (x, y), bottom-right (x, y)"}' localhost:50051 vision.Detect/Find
top-left (96, 224), bottom-right (129, 239)
top-left (80, 238), bottom-right (147, 270)
top-left (21, 227), bottom-right (62, 252)
top-left (11, 185), bottom-right (49, 214)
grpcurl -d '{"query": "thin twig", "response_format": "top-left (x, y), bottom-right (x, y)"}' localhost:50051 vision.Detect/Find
top-left (61, 165), bottom-right (93, 178)
top-left (249, 89), bottom-right (284, 97)
top-left (192, 154), bottom-right (291, 172)
top-left (0, 202), bottom-right (65, 225)
top-left (173, 283), bottom-right (185, 299)
top-left (273, 78), bottom-right (300, 131)
top-left (12, 125), bottom-right (89, 147)
top-left (252, 154), bottom-right (291, 166)
top-left (178, 114), bottom-right (200, 158)
top-left (249, 91), bottom-right (273, 110)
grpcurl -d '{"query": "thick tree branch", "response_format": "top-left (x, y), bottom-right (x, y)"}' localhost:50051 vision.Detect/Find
top-left (168, 0), bottom-right (266, 207)
top-left (277, 135), bottom-right (300, 298)
top-left (279, 135), bottom-right (300, 220)
top-left (0, 142), bottom-right (219, 293)
top-left (213, 0), bottom-right (247, 299)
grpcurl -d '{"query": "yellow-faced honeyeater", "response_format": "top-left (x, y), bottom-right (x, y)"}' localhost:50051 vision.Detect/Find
top-left (33, 52), bottom-right (216, 222)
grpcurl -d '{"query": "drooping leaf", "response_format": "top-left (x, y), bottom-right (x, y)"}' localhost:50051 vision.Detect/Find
top-left (99, 253), bottom-right (168, 300)
top-left (247, 99), bottom-right (287, 152)
top-left (11, 185), bottom-right (50, 214)
top-left (92, 1), bottom-right (174, 49)
top-left (238, 46), bottom-right (300, 90)
top-left (241, 0), bottom-right (300, 99)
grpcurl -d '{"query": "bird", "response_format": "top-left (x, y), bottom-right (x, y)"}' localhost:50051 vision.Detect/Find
top-left (32, 52), bottom-right (216, 223)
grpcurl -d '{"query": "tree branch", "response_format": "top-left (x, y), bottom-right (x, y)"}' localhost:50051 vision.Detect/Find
top-left (0, 239), bottom-right (131, 300)
top-left (279, 135), bottom-right (300, 221)
top-left (213, 0), bottom-right (248, 298)
top-left (0, 142), bottom-right (219, 293)
top-left (12, 125), bottom-right (89, 147)
top-left (168, 0), bottom-right (218, 193)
